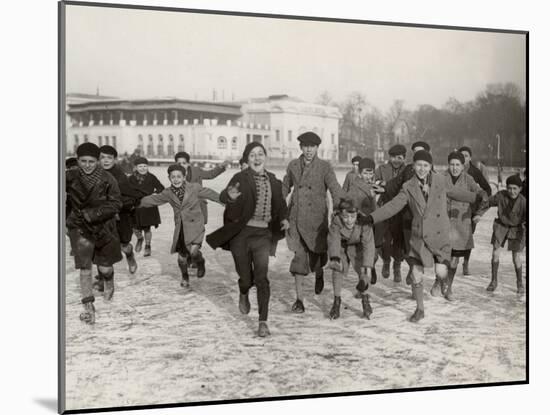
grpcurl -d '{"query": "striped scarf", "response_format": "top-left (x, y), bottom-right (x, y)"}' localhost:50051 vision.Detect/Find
top-left (171, 184), bottom-right (186, 202)
top-left (79, 166), bottom-right (103, 191)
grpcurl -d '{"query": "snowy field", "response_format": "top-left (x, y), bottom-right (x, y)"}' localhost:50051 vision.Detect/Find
top-left (63, 166), bottom-right (526, 411)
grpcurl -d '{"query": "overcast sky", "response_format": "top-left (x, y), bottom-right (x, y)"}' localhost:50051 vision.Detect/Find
top-left (65, 4), bottom-right (526, 111)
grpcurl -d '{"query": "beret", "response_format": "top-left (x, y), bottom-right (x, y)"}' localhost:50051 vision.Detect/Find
top-left (98, 145), bottom-right (118, 158)
top-left (359, 158), bottom-right (376, 171)
top-left (76, 142), bottom-right (100, 159)
top-left (506, 174), bottom-right (523, 187)
top-left (389, 144), bottom-right (407, 156)
top-left (447, 151), bottom-right (465, 164)
top-left (413, 149), bottom-right (433, 164)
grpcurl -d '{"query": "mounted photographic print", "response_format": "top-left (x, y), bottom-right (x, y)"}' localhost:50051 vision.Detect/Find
top-left (59, 1), bottom-right (528, 413)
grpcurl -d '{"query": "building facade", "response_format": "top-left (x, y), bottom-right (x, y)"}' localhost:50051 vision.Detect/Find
top-left (65, 94), bottom-right (341, 162)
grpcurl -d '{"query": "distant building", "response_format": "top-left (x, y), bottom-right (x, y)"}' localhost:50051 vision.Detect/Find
top-left (65, 93), bottom-right (341, 162)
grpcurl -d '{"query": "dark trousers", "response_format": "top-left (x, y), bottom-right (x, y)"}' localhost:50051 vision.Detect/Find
top-left (381, 220), bottom-right (405, 262)
top-left (229, 226), bottom-right (272, 321)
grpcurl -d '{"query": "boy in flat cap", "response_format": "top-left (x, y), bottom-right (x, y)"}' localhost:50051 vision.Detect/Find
top-left (342, 155), bottom-right (362, 192)
top-left (96, 146), bottom-right (142, 292)
top-left (66, 143), bottom-right (123, 324)
top-left (375, 144), bottom-right (407, 282)
top-left (128, 157), bottom-right (165, 256)
top-left (175, 151), bottom-right (228, 277)
top-left (327, 199), bottom-right (375, 320)
top-left (365, 150), bottom-right (484, 322)
top-left (478, 174), bottom-right (526, 294)
top-left (458, 146), bottom-right (493, 276)
top-left (283, 131), bottom-right (344, 313)
top-left (139, 164), bottom-right (222, 288)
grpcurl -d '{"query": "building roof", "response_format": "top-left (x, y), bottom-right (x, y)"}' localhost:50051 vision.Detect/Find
top-left (67, 97), bottom-right (243, 117)
top-left (67, 92), bottom-right (118, 100)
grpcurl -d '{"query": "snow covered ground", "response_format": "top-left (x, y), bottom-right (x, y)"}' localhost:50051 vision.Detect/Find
top-left (63, 166), bottom-right (526, 411)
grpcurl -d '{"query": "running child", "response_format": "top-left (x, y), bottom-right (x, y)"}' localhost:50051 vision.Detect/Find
top-left (327, 199), bottom-right (375, 320)
top-left (128, 156), bottom-right (165, 257)
top-left (138, 164), bottom-right (221, 287)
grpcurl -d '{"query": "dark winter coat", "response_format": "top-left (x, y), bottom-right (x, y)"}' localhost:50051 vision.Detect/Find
top-left (283, 155), bottom-right (344, 254)
top-left (65, 168), bottom-right (122, 246)
top-left (342, 170), bottom-right (360, 193)
top-left (139, 184), bottom-right (220, 254)
top-left (105, 164), bottom-right (142, 214)
top-left (129, 172), bottom-right (165, 228)
top-left (206, 168), bottom-right (288, 256)
top-left (466, 162), bottom-right (492, 196)
top-left (371, 172), bottom-right (479, 267)
top-left (186, 164), bottom-right (227, 224)
top-left (443, 171), bottom-right (484, 251)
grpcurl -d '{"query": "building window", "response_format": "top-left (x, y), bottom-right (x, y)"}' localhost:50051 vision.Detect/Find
top-left (147, 134), bottom-right (154, 156)
top-left (231, 137), bottom-right (238, 150)
top-left (105, 136), bottom-right (109, 146)
top-left (157, 134), bottom-right (164, 156)
top-left (178, 134), bottom-right (184, 152)
top-left (167, 134), bottom-right (174, 156)
top-left (112, 136), bottom-right (116, 149)
top-left (275, 130), bottom-right (280, 142)
top-left (98, 136), bottom-right (103, 146)
top-left (217, 136), bottom-right (227, 149)
top-left (288, 130), bottom-right (292, 142)
top-left (331, 134), bottom-right (335, 145)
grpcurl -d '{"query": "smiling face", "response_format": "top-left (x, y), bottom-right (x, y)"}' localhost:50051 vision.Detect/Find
top-left (340, 210), bottom-right (358, 230)
top-left (390, 154), bottom-right (405, 169)
top-left (300, 144), bottom-right (318, 163)
top-left (78, 156), bottom-right (98, 175)
top-left (507, 184), bottom-right (521, 199)
top-left (360, 168), bottom-right (375, 183)
top-left (247, 146), bottom-right (266, 172)
top-left (136, 163), bottom-right (149, 175)
top-left (414, 160), bottom-right (431, 180)
top-left (448, 158), bottom-right (464, 177)
top-left (169, 170), bottom-right (185, 188)
top-left (176, 157), bottom-right (189, 169)
top-left (99, 153), bottom-right (116, 170)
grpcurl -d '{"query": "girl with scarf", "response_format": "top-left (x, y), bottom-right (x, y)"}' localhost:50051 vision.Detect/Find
top-left (138, 164), bottom-right (221, 287)
top-left (129, 157), bottom-right (164, 256)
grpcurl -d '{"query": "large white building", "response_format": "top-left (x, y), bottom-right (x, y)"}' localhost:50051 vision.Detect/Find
top-left (65, 94), bottom-right (341, 162)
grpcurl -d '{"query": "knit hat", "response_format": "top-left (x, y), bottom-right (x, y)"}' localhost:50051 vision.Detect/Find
top-left (351, 155), bottom-right (362, 164)
top-left (242, 141), bottom-right (267, 162)
top-left (458, 146), bottom-right (472, 156)
top-left (167, 164), bottom-right (186, 176)
top-left (413, 149), bottom-right (433, 164)
top-left (65, 157), bottom-right (78, 169)
top-left (174, 151), bottom-right (190, 162)
top-left (134, 156), bottom-right (148, 166)
top-left (506, 174), bottom-right (523, 187)
top-left (447, 151), bottom-right (465, 164)
top-left (98, 145), bottom-right (118, 158)
top-left (297, 131), bottom-right (322, 146)
top-left (389, 144), bottom-right (407, 156)
top-left (411, 141), bottom-right (431, 152)
top-left (359, 158), bottom-right (376, 171)
top-left (76, 142), bottom-right (100, 159)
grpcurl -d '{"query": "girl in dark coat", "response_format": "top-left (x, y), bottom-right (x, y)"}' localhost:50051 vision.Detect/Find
top-left (206, 142), bottom-right (289, 338)
top-left (129, 157), bottom-right (165, 256)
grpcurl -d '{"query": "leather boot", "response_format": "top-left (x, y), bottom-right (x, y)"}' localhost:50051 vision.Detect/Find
top-left (239, 292), bottom-right (251, 314)
top-left (329, 296), bottom-right (341, 320)
top-left (178, 257), bottom-right (189, 287)
top-left (409, 282), bottom-right (425, 323)
top-left (444, 267), bottom-right (457, 301)
top-left (291, 299), bottom-right (305, 313)
top-left (143, 243), bottom-right (151, 257)
top-left (361, 293), bottom-right (373, 319)
top-left (135, 237), bottom-right (144, 253)
top-left (125, 246), bottom-right (138, 274)
top-left (487, 261), bottom-right (499, 292)
top-left (370, 268), bottom-right (377, 285)
top-left (382, 261), bottom-right (390, 279)
top-left (516, 266), bottom-right (525, 294)
top-left (79, 297), bottom-right (95, 324)
top-left (393, 261), bottom-right (402, 283)
top-left (196, 253), bottom-right (206, 279)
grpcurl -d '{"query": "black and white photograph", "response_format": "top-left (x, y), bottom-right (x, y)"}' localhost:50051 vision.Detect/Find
top-left (58, 1), bottom-right (528, 413)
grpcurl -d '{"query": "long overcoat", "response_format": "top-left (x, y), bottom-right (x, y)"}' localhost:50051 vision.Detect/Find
top-left (139, 184), bottom-right (220, 254)
top-left (206, 168), bottom-right (288, 255)
top-left (66, 168), bottom-right (122, 247)
top-left (443, 171), bottom-right (483, 251)
top-left (283, 156), bottom-right (343, 254)
top-left (371, 173), bottom-right (478, 267)
top-left (129, 172), bottom-right (165, 228)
